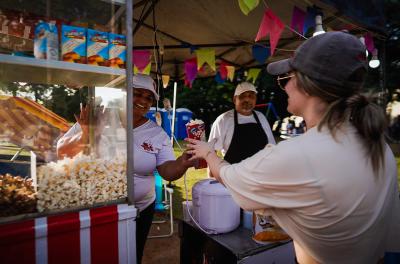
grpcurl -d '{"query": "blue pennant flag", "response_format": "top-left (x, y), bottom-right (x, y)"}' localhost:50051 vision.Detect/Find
top-left (252, 45), bottom-right (270, 64)
top-left (215, 72), bottom-right (225, 84)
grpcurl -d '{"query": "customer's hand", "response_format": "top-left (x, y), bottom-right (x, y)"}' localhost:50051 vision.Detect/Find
top-left (185, 138), bottom-right (215, 160)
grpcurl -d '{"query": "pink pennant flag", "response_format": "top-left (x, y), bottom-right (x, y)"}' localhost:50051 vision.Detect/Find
top-left (133, 50), bottom-right (151, 72)
top-left (290, 6), bottom-right (306, 34)
top-left (255, 9), bottom-right (285, 55)
top-left (219, 62), bottom-right (229, 80)
top-left (364, 33), bottom-right (375, 53)
top-left (184, 58), bottom-right (198, 88)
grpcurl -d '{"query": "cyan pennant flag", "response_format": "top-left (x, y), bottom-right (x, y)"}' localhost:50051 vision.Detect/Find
top-left (252, 45), bottom-right (270, 64)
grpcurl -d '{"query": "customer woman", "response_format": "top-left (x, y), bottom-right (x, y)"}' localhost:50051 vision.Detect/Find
top-left (186, 32), bottom-right (400, 263)
top-left (58, 74), bottom-right (193, 264)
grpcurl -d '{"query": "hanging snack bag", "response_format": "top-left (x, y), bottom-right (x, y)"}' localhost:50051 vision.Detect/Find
top-left (87, 29), bottom-right (109, 66)
top-left (34, 21), bottom-right (59, 60)
top-left (61, 25), bottom-right (86, 63)
top-left (108, 33), bottom-right (126, 69)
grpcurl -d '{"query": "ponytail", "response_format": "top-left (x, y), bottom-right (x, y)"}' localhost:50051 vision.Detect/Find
top-left (346, 94), bottom-right (386, 173)
top-left (296, 71), bottom-right (386, 174)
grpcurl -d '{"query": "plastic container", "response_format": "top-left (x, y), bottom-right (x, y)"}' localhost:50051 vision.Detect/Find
top-left (175, 108), bottom-right (192, 139)
top-left (192, 179), bottom-right (240, 234)
top-left (182, 200), bottom-right (193, 223)
top-left (145, 108), bottom-right (172, 137)
top-left (242, 210), bottom-right (252, 230)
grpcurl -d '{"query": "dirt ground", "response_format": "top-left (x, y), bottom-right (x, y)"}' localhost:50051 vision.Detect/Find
top-left (142, 221), bottom-right (180, 264)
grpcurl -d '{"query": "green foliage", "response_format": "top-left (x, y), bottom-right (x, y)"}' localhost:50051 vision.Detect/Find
top-left (0, 82), bottom-right (87, 122)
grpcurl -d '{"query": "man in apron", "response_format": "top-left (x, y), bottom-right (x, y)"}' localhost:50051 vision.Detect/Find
top-left (208, 82), bottom-right (275, 168)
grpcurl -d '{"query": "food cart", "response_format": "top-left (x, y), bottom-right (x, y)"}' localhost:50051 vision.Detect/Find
top-left (0, 0), bottom-right (137, 263)
top-left (0, 0), bottom-right (389, 263)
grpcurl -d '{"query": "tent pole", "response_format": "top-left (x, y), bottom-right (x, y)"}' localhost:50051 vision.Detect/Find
top-left (126, 0), bottom-right (134, 205)
top-left (171, 81), bottom-right (177, 146)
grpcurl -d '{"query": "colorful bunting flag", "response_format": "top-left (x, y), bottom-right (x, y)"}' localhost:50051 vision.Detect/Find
top-left (303, 6), bottom-right (318, 35)
top-left (134, 62), bottom-right (151, 75)
top-left (290, 6), bottom-right (306, 34)
top-left (184, 58), bottom-right (198, 88)
top-left (162, 75), bottom-right (170, 88)
top-left (238, 0), bottom-right (260, 16)
top-left (252, 45), bottom-right (270, 64)
top-left (215, 72), bottom-right (225, 84)
top-left (226, 66), bottom-right (235, 81)
top-left (133, 50), bottom-right (151, 72)
top-left (364, 33), bottom-right (375, 53)
top-left (219, 62), bottom-right (228, 80)
top-left (195, 49), bottom-right (216, 71)
top-left (255, 9), bottom-right (284, 55)
top-left (246, 68), bottom-right (261, 83)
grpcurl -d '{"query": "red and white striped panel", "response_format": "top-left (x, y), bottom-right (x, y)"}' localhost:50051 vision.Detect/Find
top-left (0, 204), bottom-right (137, 264)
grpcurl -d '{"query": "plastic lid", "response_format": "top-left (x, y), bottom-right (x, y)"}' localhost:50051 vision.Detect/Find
top-left (193, 179), bottom-right (231, 196)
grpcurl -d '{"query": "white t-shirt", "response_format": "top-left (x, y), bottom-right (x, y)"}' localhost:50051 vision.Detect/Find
top-left (220, 124), bottom-right (400, 263)
top-left (59, 120), bottom-right (175, 211)
top-left (133, 120), bottom-right (175, 210)
top-left (208, 109), bottom-right (276, 156)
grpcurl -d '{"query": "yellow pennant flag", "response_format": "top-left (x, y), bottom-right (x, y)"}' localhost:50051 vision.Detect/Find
top-left (134, 62), bottom-right (151, 75)
top-left (195, 49), bottom-right (216, 71)
top-left (246, 68), bottom-right (261, 83)
top-left (162, 75), bottom-right (170, 88)
top-left (238, 0), bottom-right (259, 15)
top-left (226, 66), bottom-right (235, 81)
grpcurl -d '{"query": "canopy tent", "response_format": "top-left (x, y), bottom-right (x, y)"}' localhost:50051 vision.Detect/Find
top-left (122, 0), bottom-right (386, 80)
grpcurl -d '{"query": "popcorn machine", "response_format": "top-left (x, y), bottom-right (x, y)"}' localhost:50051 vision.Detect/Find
top-left (0, 0), bottom-right (137, 263)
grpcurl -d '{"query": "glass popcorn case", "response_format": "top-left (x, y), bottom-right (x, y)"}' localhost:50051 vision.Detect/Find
top-left (0, 1), bottom-right (136, 262)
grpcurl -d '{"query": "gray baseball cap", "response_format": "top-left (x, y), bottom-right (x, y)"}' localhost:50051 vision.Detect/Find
top-left (267, 31), bottom-right (368, 88)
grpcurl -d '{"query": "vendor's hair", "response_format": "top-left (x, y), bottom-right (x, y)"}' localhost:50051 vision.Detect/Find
top-left (295, 69), bottom-right (386, 174)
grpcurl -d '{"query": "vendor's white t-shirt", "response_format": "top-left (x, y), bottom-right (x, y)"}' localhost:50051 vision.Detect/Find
top-left (208, 109), bottom-right (276, 155)
top-left (220, 124), bottom-right (400, 263)
top-left (133, 120), bottom-right (175, 210)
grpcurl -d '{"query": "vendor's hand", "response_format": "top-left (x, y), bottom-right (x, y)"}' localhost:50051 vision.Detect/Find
top-left (74, 104), bottom-right (109, 137)
top-left (74, 104), bottom-right (89, 135)
top-left (185, 138), bottom-right (215, 160)
top-left (179, 151), bottom-right (197, 168)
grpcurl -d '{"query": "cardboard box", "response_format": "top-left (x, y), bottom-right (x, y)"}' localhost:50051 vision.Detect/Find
top-left (87, 29), bottom-right (109, 66)
top-left (61, 25), bottom-right (86, 64)
top-left (108, 33), bottom-right (126, 69)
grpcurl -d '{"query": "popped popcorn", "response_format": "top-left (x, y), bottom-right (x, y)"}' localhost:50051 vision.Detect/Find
top-left (37, 154), bottom-right (127, 212)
